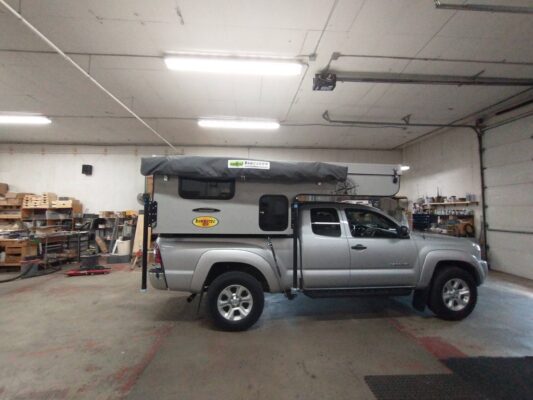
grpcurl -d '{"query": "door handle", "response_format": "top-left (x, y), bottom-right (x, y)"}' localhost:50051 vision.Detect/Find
top-left (351, 244), bottom-right (367, 250)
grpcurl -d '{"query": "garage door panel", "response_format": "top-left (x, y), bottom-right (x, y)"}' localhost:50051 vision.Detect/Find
top-left (484, 114), bottom-right (533, 279)
top-left (485, 183), bottom-right (533, 206)
top-left (483, 139), bottom-right (533, 168)
top-left (486, 206), bottom-right (533, 231)
top-left (484, 162), bottom-right (533, 187)
top-left (483, 117), bottom-right (532, 149)
top-left (487, 231), bottom-right (533, 251)
top-left (485, 242), bottom-right (533, 280)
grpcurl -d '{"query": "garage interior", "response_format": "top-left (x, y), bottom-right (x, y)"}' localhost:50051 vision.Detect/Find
top-left (0, 1), bottom-right (532, 399)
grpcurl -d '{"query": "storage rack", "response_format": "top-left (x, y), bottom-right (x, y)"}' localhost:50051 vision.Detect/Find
top-left (413, 201), bottom-right (478, 237)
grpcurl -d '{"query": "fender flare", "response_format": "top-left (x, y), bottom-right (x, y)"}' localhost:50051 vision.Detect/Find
top-left (190, 249), bottom-right (281, 293)
top-left (417, 250), bottom-right (482, 287)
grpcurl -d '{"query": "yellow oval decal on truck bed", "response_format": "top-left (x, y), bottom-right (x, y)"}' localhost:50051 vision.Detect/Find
top-left (192, 216), bottom-right (218, 228)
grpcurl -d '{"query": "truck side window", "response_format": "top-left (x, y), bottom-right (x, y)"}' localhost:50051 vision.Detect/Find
top-left (311, 208), bottom-right (341, 237)
top-left (259, 195), bottom-right (289, 231)
top-left (345, 209), bottom-right (398, 238)
top-left (179, 178), bottom-right (235, 200)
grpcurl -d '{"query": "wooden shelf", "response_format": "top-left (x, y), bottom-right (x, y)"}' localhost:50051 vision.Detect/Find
top-left (0, 213), bottom-right (22, 219)
top-left (0, 262), bottom-right (21, 267)
top-left (424, 201), bottom-right (479, 207)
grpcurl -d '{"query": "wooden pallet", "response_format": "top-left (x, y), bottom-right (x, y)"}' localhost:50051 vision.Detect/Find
top-left (0, 239), bottom-right (38, 267)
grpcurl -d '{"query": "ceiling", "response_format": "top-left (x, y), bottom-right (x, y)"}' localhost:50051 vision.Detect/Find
top-left (0, 0), bottom-right (532, 150)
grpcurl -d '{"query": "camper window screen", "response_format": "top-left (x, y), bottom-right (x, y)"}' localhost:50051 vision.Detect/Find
top-left (179, 178), bottom-right (235, 200)
top-left (259, 195), bottom-right (289, 231)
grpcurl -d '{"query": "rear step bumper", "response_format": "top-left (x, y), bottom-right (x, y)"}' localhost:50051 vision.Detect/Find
top-left (149, 267), bottom-right (168, 290)
top-left (303, 287), bottom-right (413, 298)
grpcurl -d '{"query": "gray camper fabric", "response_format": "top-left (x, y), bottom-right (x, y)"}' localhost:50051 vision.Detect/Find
top-left (140, 156), bottom-right (348, 182)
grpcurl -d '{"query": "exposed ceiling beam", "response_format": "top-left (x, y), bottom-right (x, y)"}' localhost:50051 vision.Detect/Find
top-left (328, 71), bottom-right (533, 87)
top-left (322, 110), bottom-right (475, 129)
top-left (329, 52), bottom-right (533, 67)
top-left (434, 1), bottom-right (533, 14)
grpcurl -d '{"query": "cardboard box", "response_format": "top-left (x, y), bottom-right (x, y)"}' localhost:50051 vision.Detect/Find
top-left (0, 183), bottom-right (8, 196)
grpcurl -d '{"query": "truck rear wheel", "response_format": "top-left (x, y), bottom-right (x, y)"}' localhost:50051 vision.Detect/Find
top-left (428, 266), bottom-right (477, 321)
top-left (207, 271), bottom-right (264, 331)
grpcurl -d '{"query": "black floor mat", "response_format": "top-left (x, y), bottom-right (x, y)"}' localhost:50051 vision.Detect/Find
top-left (365, 357), bottom-right (533, 400)
top-left (365, 374), bottom-right (486, 400)
top-left (444, 357), bottom-right (533, 400)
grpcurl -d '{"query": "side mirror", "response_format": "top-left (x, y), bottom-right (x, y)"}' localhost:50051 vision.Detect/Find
top-left (397, 225), bottom-right (410, 238)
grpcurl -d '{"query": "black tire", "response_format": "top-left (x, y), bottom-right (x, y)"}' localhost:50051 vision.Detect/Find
top-left (207, 271), bottom-right (264, 331)
top-left (428, 266), bottom-right (477, 321)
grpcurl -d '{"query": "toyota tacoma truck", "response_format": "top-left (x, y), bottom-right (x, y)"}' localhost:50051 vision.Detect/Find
top-left (149, 203), bottom-right (487, 331)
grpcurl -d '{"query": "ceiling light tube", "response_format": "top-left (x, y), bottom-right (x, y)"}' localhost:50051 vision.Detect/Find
top-left (165, 55), bottom-right (303, 76)
top-left (198, 119), bottom-right (280, 130)
top-left (400, 165), bottom-right (410, 171)
top-left (0, 115), bottom-right (51, 125)
top-left (434, 0), bottom-right (533, 14)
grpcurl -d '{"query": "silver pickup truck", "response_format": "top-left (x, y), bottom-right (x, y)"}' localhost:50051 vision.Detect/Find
top-left (150, 203), bottom-right (488, 331)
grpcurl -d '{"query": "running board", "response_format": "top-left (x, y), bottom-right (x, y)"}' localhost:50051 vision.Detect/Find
top-left (303, 287), bottom-right (413, 298)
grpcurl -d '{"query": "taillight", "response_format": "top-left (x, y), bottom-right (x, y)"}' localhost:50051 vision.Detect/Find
top-left (154, 243), bottom-right (163, 265)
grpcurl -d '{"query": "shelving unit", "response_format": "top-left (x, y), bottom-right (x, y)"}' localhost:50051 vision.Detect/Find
top-left (21, 197), bottom-right (83, 233)
top-left (413, 199), bottom-right (478, 237)
top-left (95, 212), bottom-right (137, 253)
top-left (0, 193), bottom-right (26, 233)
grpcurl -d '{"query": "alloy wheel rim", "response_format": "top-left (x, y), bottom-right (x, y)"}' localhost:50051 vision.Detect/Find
top-left (217, 284), bottom-right (253, 321)
top-left (442, 278), bottom-right (470, 311)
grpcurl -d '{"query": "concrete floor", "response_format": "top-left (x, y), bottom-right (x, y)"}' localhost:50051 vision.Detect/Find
top-left (0, 265), bottom-right (531, 400)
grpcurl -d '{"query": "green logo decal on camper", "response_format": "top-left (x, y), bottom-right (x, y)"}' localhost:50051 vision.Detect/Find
top-left (228, 160), bottom-right (270, 170)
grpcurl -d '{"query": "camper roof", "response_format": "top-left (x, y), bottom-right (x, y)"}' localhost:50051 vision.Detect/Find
top-left (140, 156), bottom-right (348, 183)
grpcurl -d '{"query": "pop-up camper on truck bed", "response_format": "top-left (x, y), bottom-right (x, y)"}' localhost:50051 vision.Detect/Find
top-left (140, 156), bottom-right (487, 331)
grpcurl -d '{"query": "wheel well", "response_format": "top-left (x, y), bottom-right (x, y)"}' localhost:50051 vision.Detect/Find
top-left (433, 261), bottom-right (480, 285)
top-left (204, 262), bottom-right (271, 292)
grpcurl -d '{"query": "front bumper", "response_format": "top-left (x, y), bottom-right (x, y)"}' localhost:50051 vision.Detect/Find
top-left (477, 260), bottom-right (489, 284)
top-left (149, 267), bottom-right (168, 290)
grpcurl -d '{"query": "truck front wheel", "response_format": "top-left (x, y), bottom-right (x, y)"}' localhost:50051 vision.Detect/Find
top-left (428, 266), bottom-right (477, 321)
top-left (207, 271), bottom-right (265, 331)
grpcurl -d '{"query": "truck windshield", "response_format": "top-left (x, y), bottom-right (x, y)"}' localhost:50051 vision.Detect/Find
top-left (345, 209), bottom-right (398, 238)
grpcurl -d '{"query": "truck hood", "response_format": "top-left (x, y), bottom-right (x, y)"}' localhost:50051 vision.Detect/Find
top-left (410, 232), bottom-right (481, 258)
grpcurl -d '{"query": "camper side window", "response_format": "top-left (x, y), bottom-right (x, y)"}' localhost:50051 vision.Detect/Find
top-left (310, 208), bottom-right (341, 237)
top-left (259, 195), bottom-right (289, 231)
top-left (178, 178), bottom-right (235, 200)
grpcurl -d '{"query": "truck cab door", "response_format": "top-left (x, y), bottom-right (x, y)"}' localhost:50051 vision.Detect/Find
top-left (343, 208), bottom-right (418, 287)
top-left (300, 207), bottom-right (351, 288)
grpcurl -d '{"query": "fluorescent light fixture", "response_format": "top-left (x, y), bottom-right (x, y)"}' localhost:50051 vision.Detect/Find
top-left (0, 115), bottom-right (51, 125)
top-left (165, 55), bottom-right (303, 76)
top-left (198, 119), bottom-right (280, 130)
top-left (400, 165), bottom-right (410, 171)
top-left (434, 1), bottom-right (533, 14)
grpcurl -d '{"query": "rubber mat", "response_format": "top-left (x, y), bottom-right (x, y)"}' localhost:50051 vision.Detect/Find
top-left (365, 357), bottom-right (533, 400)
top-left (364, 374), bottom-right (486, 400)
top-left (444, 357), bottom-right (533, 400)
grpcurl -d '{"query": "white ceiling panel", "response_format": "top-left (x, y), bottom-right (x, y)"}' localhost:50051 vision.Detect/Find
top-left (0, 0), bottom-right (532, 149)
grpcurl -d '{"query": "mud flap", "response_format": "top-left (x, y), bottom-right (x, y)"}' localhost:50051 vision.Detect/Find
top-left (412, 289), bottom-right (428, 312)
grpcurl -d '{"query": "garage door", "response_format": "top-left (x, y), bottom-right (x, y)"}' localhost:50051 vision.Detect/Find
top-left (483, 114), bottom-right (533, 279)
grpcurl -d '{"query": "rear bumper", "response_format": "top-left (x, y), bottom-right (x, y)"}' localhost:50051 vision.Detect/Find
top-left (149, 267), bottom-right (168, 290)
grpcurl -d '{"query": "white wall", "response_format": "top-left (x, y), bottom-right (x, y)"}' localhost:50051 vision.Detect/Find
top-left (0, 144), bottom-right (401, 213)
top-left (399, 128), bottom-right (483, 238)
